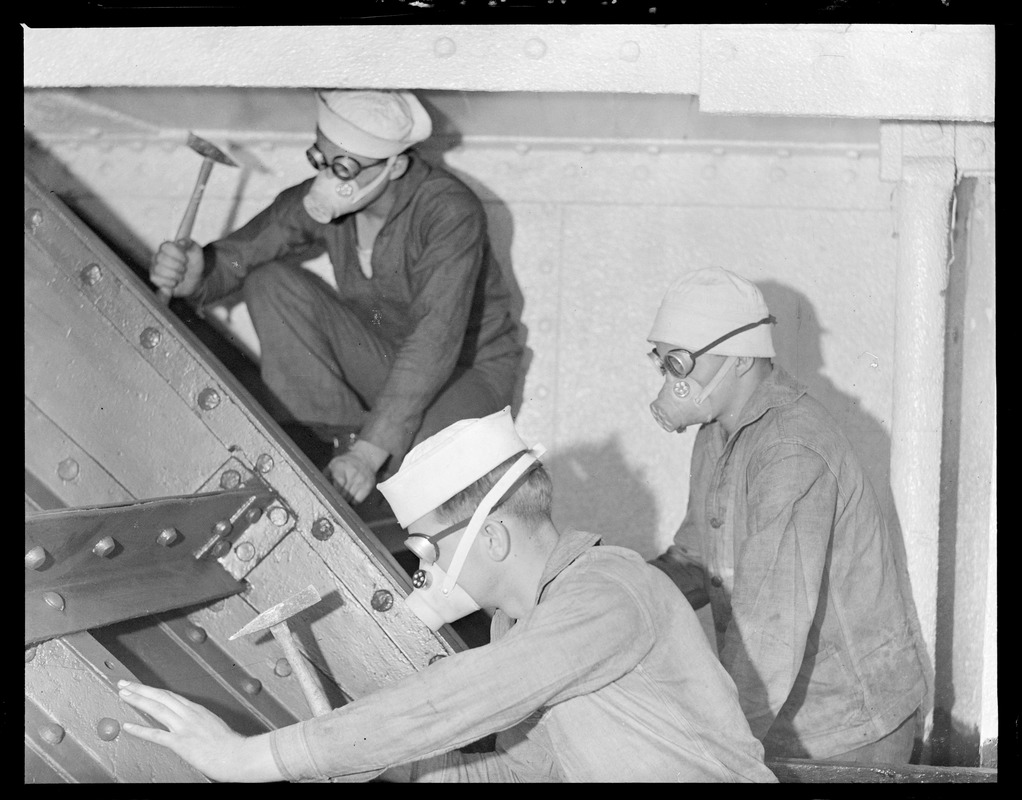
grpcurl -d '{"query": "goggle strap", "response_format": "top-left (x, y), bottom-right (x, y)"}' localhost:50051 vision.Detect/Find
top-left (690, 315), bottom-right (777, 361)
top-left (695, 356), bottom-right (738, 405)
top-left (441, 447), bottom-right (546, 595)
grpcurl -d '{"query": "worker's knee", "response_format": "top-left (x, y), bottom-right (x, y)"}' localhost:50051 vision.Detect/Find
top-left (241, 261), bottom-right (302, 308)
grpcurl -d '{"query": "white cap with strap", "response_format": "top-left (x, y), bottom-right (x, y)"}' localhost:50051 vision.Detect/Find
top-left (315, 89), bottom-right (432, 159)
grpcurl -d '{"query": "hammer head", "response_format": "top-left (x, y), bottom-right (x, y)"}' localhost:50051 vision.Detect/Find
top-left (186, 132), bottom-right (238, 167)
top-left (229, 584), bottom-right (322, 640)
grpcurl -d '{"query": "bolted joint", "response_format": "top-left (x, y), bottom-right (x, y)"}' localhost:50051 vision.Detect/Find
top-left (156, 527), bottom-right (179, 547)
top-left (43, 591), bottom-right (65, 612)
top-left (92, 536), bottom-right (116, 558)
top-left (234, 542), bottom-right (255, 562)
top-left (25, 546), bottom-right (47, 570)
top-left (219, 469), bottom-right (242, 490)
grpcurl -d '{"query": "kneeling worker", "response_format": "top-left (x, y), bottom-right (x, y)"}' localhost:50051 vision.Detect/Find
top-left (117, 408), bottom-right (776, 783)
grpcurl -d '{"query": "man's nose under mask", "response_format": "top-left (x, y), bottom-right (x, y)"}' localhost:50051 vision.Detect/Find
top-left (302, 158), bottom-right (395, 223)
top-left (649, 355), bottom-right (737, 433)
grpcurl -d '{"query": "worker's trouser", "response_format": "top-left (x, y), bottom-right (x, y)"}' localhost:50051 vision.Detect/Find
top-left (242, 261), bottom-right (513, 471)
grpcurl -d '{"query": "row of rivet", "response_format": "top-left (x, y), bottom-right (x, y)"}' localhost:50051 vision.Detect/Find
top-left (36, 717), bottom-right (121, 746)
top-left (305, 515), bottom-right (396, 612)
top-left (430, 33), bottom-right (641, 62)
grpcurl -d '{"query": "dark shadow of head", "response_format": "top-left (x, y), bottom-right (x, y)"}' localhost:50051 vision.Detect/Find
top-left (544, 435), bottom-right (660, 557)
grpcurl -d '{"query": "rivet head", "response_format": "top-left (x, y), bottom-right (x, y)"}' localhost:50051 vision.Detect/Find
top-left (57, 458), bottom-right (80, 481)
top-left (219, 469), bottom-right (241, 490)
top-left (274, 658), bottom-right (293, 677)
top-left (26, 207), bottom-right (44, 232)
top-left (770, 167), bottom-right (787, 182)
top-left (97, 718), bottom-right (120, 741)
top-left (26, 644), bottom-right (38, 662)
top-left (43, 591), bottom-right (65, 612)
top-left (255, 453), bottom-right (274, 474)
top-left (241, 678), bottom-right (262, 695)
top-left (245, 506), bottom-right (263, 524)
top-left (311, 518), bottom-right (334, 541)
top-left (515, 142), bottom-right (530, 155)
top-left (619, 40), bottom-right (641, 62)
top-left (139, 327), bottom-right (162, 349)
top-left (92, 536), bottom-right (116, 558)
top-left (523, 37), bottom-right (547, 59)
top-left (80, 263), bottom-right (103, 286)
top-left (269, 507), bottom-right (290, 527)
top-left (185, 625), bottom-right (207, 644)
top-left (156, 527), bottom-right (179, 547)
top-left (371, 589), bottom-right (394, 612)
top-left (25, 546), bottom-right (47, 570)
top-left (213, 520), bottom-right (233, 537)
top-left (428, 654), bottom-right (448, 665)
top-left (434, 36), bottom-right (456, 57)
top-left (197, 387), bottom-right (221, 411)
top-left (211, 540), bottom-right (232, 558)
top-left (39, 723), bottom-right (65, 745)
top-left (235, 542), bottom-right (255, 562)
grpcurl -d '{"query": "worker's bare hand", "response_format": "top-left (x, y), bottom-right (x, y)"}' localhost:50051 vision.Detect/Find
top-left (150, 239), bottom-right (205, 298)
top-left (117, 680), bottom-right (250, 782)
top-left (326, 452), bottom-right (377, 504)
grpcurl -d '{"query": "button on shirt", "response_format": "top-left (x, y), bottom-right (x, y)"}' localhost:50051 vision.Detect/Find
top-left (656, 367), bottom-right (927, 759)
top-left (268, 531), bottom-right (776, 783)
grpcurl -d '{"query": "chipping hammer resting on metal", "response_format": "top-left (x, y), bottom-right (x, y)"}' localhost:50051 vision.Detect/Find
top-left (229, 584), bottom-right (332, 717)
top-left (156, 132), bottom-right (238, 304)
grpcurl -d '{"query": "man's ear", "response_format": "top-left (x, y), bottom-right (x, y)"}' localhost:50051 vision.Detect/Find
top-left (735, 355), bottom-right (757, 377)
top-left (389, 153), bottom-right (410, 181)
top-left (480, 519), bottom-right (512, 563)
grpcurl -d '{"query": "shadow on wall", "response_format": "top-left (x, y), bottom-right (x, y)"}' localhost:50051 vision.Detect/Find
top-left (543, 435), bottom-right (659, 554)
top-left (757, 280), bottom-right (935, 732)
top-left (417, 106), bottom-right (531, 419)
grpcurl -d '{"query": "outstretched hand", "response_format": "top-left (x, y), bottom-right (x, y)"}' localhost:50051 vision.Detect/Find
top-left (118, 680), bottom-right (280, 783)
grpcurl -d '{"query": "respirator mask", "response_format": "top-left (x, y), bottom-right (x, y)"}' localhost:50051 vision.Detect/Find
top-left (302, 147), bottom-right (396, 223)
top-left (647, 315), bottom-right (775, 433)
top-left (401, 448), bottom-right (546, 631)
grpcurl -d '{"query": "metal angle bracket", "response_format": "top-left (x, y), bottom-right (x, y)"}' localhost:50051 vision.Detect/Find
top-left (25, 484), bottom-right (278, 645)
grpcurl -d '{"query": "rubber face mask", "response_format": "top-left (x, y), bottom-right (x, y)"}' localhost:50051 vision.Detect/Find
top-left (650, 356), bottom-right (737, 433)
top-left (404, 560), bottom-right (481, 631)
top-left (302, 156), bottom-right (396, 223)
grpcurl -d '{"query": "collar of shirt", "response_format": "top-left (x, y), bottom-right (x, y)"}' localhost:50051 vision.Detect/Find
top-left (725, 364), bottom-right (808, 442)
top-left (491, 529), bottom-right (601, 635)
top-left (382, 151), bottom-right (431, 224)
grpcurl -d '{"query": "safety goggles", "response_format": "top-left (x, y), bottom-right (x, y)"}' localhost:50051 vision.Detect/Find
top-left (306, 143), bottom-right (386, 181)
top-left (404, 460), bottom-right (541, 566)
top-left (648, 315), bottom-right (776, 379)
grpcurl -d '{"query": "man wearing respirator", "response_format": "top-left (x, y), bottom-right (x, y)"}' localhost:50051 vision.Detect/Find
top-left (117, 408), bottom-right (776, 783)
top-left (647, 266), bottom-right (928, 764)
top-left (149, 89), bottom-right (521, 509)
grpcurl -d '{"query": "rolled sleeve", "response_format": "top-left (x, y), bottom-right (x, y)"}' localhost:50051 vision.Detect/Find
top-left (720, 443), bottom-right (837, 740)
top-left (266, 564), bottom-right (653, 781)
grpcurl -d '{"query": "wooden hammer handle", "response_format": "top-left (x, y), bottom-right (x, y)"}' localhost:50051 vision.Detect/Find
top-left (156, 158), bottom-right (214, 306)
top-left (270, 622), bottom-right (332, 717)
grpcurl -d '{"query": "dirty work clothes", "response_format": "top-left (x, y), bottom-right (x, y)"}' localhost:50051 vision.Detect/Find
top-left (192, 153), bottom-right (522, 460)
top-left (268, 531), bottom-right (776, 783)
top-left (241, 262), bottom-right (515, 467)
top-left (652, 366), bottom-right (927, 760)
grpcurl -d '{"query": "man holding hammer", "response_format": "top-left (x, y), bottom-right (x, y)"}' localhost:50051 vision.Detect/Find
top-left (149, 89), bottom-right (521, 509)
top-left (117, 408), bottom-right (776, 782)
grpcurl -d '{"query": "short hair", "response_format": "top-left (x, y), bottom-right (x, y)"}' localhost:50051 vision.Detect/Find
top-left (434, 452), bottom-right (553, 526)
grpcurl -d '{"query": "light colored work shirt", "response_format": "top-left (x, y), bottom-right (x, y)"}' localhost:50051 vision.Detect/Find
top-left (654, 366), bottom-right (928, 759)
top-left (269, 530), bottom-right (776, 782)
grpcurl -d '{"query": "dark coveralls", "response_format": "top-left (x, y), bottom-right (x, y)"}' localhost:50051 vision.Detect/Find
top-left (191, 154), bottom-right (522, 471)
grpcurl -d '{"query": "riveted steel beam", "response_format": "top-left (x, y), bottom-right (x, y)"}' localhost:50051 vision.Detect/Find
top-left (25, 485), bottom-right (276, 645)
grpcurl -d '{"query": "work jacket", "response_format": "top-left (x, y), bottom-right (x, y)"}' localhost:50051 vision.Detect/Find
top-left (654, 366), bottom-right (928, 758)
top-left (194, 153), bottom-right (522, 458)
top-left (269, 530), bottom-right (776, 782)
